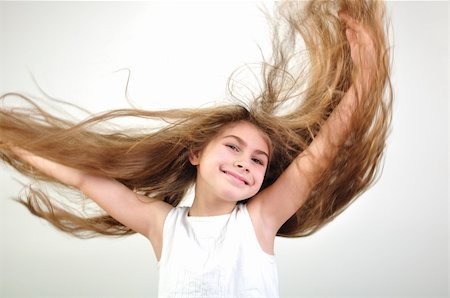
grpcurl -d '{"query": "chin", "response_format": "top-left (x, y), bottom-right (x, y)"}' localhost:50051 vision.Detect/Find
top-left (219, 192), bottom-right (249, 204)
top-left (218, 188), bottom-right (258, 204)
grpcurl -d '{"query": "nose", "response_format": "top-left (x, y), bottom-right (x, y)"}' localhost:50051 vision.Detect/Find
top-left (234, 160), bottom-right (249, 172)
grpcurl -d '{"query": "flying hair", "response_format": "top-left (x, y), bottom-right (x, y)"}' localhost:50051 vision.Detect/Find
top-left (0, 0), bottom-right (392, 238)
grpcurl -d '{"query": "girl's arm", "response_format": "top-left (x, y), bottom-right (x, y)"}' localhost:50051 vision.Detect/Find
top-left (248, 13), bottom-right (377, 236)
top-left (10, 147), bottom-right (172, 257)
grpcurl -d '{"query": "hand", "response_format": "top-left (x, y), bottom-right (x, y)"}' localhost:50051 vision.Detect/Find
top-left (339, 11), bottom-right (377, 94)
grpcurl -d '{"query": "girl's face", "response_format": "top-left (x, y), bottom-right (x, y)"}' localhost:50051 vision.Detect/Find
top-left (190, 121), bottom-right (270, 203)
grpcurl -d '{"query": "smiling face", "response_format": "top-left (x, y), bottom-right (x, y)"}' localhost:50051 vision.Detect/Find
top-left (189, 121), bottom-right (270, 206)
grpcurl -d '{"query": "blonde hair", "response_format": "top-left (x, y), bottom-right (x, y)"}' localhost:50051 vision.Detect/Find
top-left (0, 0), bottom-right (392, 238)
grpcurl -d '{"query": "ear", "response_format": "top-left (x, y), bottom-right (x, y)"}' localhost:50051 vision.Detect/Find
top-left (188, 149), bottom-right (200, 166)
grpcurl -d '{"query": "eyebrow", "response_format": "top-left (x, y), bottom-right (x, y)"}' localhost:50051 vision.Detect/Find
top-left (223, 135), bottom-right (269, 158)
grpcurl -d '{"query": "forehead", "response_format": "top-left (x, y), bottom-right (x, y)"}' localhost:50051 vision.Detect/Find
top-left (216, 121), bottom-right (270, 152)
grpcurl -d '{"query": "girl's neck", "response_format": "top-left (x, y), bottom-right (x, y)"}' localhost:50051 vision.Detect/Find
top-left (188, 198), bottom-right (237, 217)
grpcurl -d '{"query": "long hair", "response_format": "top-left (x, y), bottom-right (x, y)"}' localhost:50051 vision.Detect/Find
top-left (0, 0), bottom-right (392, 238)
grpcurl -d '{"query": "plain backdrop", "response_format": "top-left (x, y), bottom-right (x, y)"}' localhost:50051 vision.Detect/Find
top-left (0, 1), bottom-right (448, 297)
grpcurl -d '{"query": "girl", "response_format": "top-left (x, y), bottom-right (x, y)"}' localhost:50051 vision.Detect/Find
top-left (0, 0), bottom-right (392, 297)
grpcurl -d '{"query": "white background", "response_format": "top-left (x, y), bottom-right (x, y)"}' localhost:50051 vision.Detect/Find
top-left (0, 1), bottom-right (448, 297)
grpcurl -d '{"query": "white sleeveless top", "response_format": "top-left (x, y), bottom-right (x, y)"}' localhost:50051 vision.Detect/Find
top-left (158, 204), bottom-right (279, 298)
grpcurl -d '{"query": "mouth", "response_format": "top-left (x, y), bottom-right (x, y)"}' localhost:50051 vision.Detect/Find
top-left (222, 170), bottom-right (249, 185)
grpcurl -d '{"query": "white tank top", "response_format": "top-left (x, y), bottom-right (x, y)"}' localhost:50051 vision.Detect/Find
top-left (158, 204), bottom-right (279, 298)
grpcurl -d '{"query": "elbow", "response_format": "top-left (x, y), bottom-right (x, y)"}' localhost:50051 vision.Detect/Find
top-left (294, 152), bottom-right (326, 190)
top-left (73, 171), bottom-right (89, 191)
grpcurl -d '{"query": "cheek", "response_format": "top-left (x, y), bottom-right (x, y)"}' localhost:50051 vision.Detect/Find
top-left (200, 148), bottom-right (231, 172)
top-left (254, 167), bottom-right (267, 186)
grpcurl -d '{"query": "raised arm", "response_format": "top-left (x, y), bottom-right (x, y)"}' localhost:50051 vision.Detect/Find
top-left (9, 147), bottom-right (172, 258)
top-left (248, 12), bottom-right (379, 237)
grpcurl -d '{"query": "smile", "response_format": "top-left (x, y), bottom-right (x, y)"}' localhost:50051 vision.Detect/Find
top-left (222, 170), bottom-right (249, 185)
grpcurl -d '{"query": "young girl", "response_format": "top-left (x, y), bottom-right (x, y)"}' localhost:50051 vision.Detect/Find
top-left (0, 0), bottom-right (392, 297)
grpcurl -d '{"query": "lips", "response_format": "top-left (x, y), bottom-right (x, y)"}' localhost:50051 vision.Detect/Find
top-left (222, 170), bottom-right (249, 185)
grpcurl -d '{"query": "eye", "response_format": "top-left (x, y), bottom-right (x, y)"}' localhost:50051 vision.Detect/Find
top-left (252, 158), bottom-right (264, 166)
top-left (226, 144), bottom-right (239, 152)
